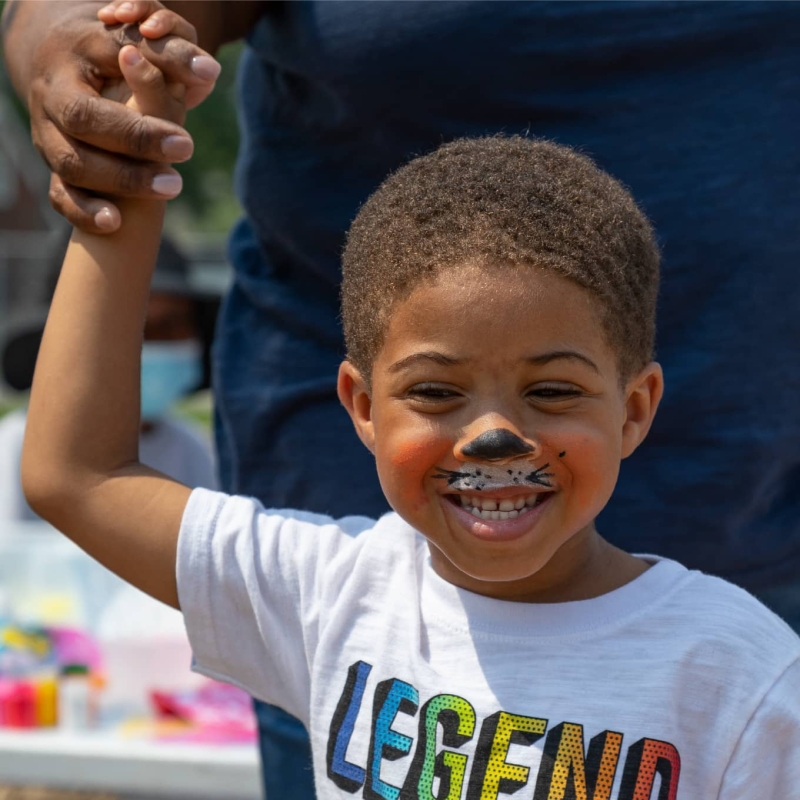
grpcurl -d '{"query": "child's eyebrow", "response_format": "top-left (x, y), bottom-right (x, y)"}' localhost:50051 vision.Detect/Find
top-left (525, 350), bottom-right (600, 373)
top-left (389, 349), bottom-right (600, 374)
top-left (388, 351), bottom-right (463, 373)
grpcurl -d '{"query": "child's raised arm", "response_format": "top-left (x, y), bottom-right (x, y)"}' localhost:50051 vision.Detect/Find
top-left (22, 46), bottom-right (192, 609)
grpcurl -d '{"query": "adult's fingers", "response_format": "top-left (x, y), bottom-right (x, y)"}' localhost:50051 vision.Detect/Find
top-left (37, 121), bottom-right (183, 200)
top-left (98, 1), bottom-right (168, 27)
top-left (135, 9), bottom-right (212, 106)
top-left (49, 174), bottom-right (122, 235)
top-left (38, 77), bottom-right (193, 163)
top-left (110, 22), bottom-right (220, 111)
top-left (98, 1), bottom-right (198, 45)
top-left (139, 9), bottom-right (198, 44)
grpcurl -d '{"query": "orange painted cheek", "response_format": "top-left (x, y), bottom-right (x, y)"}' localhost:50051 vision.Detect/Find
top-left (390, 438), bottom-right (446, 469)
top-left (384, 435), bottom-right (451, 512)
top-left (553, 432), bottom-right (619, 516)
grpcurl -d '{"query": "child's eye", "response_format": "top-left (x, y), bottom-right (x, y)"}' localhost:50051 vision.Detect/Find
top-left (527, 384), bottom-right (582, 401)
top-left (405, 383), bottom-right (461, 402)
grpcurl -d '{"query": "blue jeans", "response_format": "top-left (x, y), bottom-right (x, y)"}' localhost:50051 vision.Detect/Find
top-left (253, 700), bottom-right (315, 799)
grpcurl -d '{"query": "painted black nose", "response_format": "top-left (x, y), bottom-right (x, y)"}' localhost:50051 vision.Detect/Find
top-left (460, 428), bottom-right (534, 461)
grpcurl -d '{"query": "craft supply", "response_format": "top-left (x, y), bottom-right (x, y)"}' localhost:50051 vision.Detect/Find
top-left (58, 664), bottom-right (92, 730)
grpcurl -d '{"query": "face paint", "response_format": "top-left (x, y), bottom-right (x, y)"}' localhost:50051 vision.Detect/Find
top-left (460, 428), bottom-right (535, 462)
top-left (433, 462), bottom-right (554, 493)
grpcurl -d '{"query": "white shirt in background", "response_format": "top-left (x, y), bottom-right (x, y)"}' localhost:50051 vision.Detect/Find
top-left (0, 409), bottom-right (217, 521)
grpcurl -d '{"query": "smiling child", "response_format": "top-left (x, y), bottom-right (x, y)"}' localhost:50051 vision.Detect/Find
top-left (22, 47), bottom-right (800, 799)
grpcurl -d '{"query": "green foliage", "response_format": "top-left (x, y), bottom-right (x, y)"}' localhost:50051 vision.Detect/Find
top-left (171, 42), bottom-right (243, 230)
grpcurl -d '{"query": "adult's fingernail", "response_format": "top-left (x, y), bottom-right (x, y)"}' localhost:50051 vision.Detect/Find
top-left (152, 173), bottom-right (183, 196)
top-left (119, 2), bottom-right (135, 13)
top-left (191, 56), bottom-right (221, 81)
top-left (161, 135), bottom-right (194, 161)
top-left (94, 208), bottom-right (118, 231)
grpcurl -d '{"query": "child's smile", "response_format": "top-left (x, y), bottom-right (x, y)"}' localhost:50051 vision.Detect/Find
top-left (339, 264), bottom-right (663, 602)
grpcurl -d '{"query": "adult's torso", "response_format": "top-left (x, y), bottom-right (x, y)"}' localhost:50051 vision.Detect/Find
top-left (222, 1), bottom-right (800, 589)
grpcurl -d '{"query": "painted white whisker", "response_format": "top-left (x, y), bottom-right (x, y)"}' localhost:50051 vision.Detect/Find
top-left (433, 461), bottom-right (555, 493)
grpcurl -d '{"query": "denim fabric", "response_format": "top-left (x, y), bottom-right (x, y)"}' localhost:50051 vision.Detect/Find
top-left (755, 584), bottom-right (800, 636)
top-left (253, 699), bottom-right (315, 799)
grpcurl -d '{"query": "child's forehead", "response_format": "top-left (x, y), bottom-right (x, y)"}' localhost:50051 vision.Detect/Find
top-left (389, 262), bottom-right (598, 325)
top-left (377, 264), bottom-right (613, 365)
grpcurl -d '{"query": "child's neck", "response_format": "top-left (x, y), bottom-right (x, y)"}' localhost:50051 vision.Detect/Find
top-left (432, 527), bottom-right (650, 604)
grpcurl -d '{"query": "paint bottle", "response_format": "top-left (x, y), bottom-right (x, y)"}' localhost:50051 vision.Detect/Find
top-left (58, 664), bottom-right (92, 730)
top-left (34, 675), bottom-right (58, 727)
top-left (4, 680), bottom-right (37, 728)
top-left (0, 679), bottom-right (14, 726)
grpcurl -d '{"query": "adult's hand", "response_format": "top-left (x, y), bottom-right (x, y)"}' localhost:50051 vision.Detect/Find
top-left (1, 1), bottom-right (222, 233)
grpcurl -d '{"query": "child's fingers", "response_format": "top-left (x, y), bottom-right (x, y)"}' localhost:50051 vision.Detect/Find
top-left (119, 45), bottom-right (185, 123)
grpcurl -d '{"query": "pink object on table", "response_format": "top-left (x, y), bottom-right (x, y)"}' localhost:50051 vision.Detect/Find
top-left (49, 627), bottom-right (103, 672)
top-left (0, 679), bottom-right (37, 728)
top-left (0, 679), bottom-right (13, 725)
top-left (150, 680), bottom-right (257, 743)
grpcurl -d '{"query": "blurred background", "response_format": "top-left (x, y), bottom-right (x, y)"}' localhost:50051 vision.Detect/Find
top-left (0, 20), bottom-right (263, 800)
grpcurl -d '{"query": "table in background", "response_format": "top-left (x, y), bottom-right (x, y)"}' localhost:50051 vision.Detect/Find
top-left (0, 729), bottom-right (261, 799)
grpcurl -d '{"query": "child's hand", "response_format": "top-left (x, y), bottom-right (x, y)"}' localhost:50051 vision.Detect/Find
top-left (103, 45), bottom-right (187, 128)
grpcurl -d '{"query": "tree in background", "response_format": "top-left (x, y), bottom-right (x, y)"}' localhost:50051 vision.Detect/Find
top-left (169, 42), bottom-right (243, 233)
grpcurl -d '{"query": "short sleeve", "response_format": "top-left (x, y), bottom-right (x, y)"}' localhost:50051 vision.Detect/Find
top-left (176, 488), bottom-right (374, 724)
top-left (718, 657), bottom-right (800, 797)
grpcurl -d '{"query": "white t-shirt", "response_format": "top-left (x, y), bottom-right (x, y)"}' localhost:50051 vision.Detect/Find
top-left (177, 489), bottom-right (800, 799)
top-left (0, 410), bottom-right (217, 520)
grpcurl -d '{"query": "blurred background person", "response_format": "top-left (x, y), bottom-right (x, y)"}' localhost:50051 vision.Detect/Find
top-left (0, 235), bottom-right (217, 521)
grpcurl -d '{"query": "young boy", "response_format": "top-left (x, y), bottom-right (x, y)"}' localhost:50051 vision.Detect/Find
top-left (21, 43), bottom-right (800, 799)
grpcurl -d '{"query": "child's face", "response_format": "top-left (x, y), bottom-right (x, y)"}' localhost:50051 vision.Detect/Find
top-left (339, 265), bottom-right (662, 601)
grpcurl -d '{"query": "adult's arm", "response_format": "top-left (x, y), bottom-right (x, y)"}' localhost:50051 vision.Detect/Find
top-left (1, 1), bottom-right (267, 233)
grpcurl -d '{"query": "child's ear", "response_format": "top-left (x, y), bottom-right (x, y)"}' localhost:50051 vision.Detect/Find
top-left (621, 361), bottom-right (664, 458)
top-left (337, 361), bottom-right (376, 454)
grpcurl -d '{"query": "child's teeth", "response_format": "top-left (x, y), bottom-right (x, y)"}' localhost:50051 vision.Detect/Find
top-left (457, 494), bottom-right (545, 519)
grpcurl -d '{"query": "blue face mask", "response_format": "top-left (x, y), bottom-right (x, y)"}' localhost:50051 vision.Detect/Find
top-left (140, 340), bottom-right (202, 422)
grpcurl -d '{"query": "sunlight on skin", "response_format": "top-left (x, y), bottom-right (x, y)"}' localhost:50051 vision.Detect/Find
top-left (339, 264), bottom-right (663, 603)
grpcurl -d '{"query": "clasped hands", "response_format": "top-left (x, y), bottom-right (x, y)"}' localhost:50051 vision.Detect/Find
top-left (29, 0), bottom-right (218, 233)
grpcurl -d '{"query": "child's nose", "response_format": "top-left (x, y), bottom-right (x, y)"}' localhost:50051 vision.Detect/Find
top-left (457, 427), bottom-right (541, 463)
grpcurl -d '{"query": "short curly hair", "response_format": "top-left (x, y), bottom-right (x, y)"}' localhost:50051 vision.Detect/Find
top-left (342, 136), bottom-right (659, 382)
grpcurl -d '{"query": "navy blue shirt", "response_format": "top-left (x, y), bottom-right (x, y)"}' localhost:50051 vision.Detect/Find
top-left (214, 1), bottom-right (800, 592)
